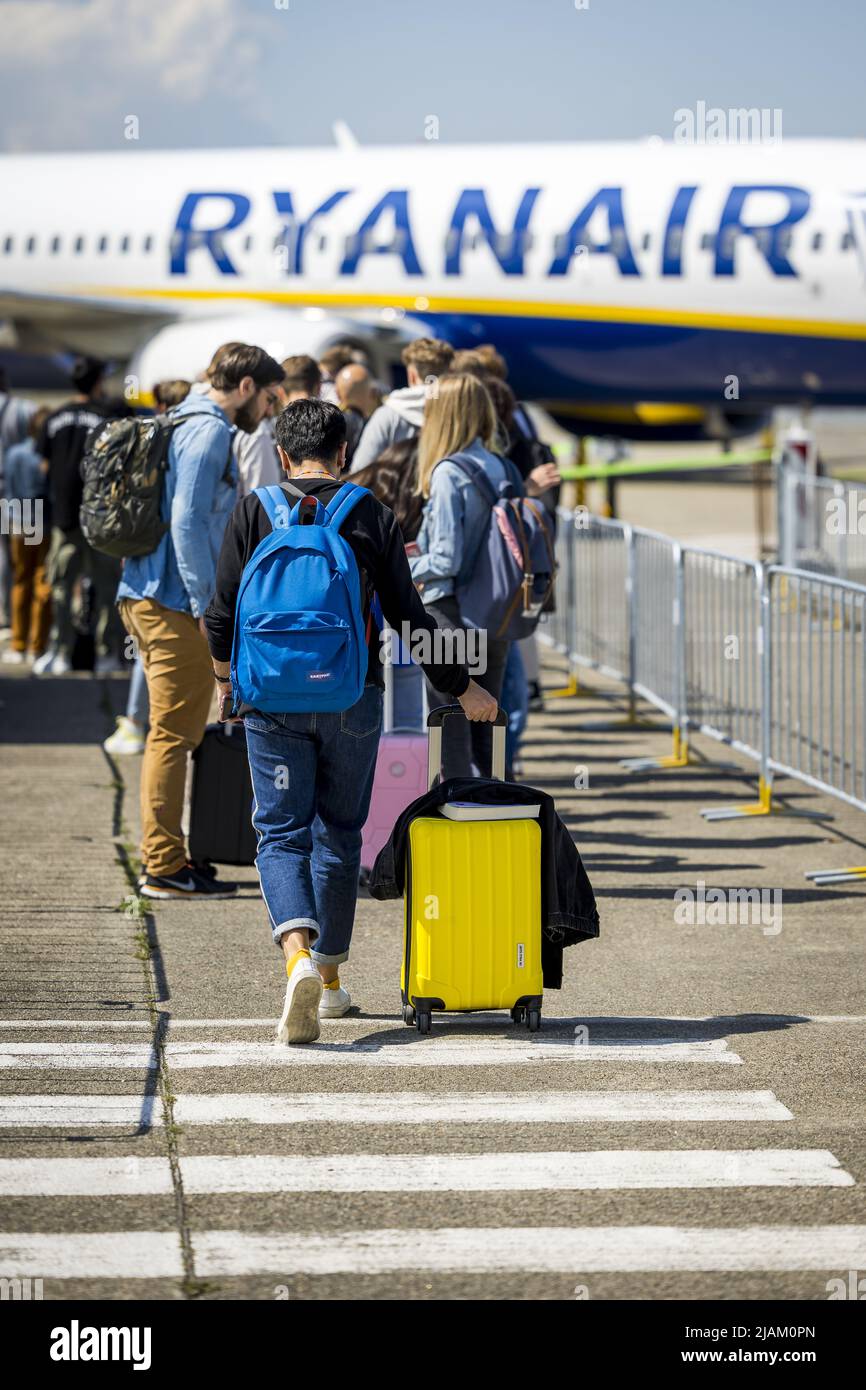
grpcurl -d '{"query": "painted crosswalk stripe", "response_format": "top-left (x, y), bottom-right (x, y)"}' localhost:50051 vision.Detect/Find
top-left (2, 1226), bottom-right (865, 1277)
top-left (0, 1150), bottom-right (850, 1196)
top-left (0, 1089), bottom-right (793, 1127)
top-left (0, 1038), bottom-right (743, 1068)
top-left (2, 1014), bottom-right (863, 1028)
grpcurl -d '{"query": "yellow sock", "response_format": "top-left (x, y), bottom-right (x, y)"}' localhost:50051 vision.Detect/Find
top-left (323, 978), bottom-right (340, 991)
top-left (285, 948), bottom-right (311, 977)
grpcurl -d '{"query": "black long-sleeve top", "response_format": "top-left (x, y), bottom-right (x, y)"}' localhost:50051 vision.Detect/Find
top-left (204, 477), bottom-right (471, 698)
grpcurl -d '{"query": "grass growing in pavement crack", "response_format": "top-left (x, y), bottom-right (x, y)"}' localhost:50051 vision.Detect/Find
top-left (100, 727), bottom-right (215, 1299)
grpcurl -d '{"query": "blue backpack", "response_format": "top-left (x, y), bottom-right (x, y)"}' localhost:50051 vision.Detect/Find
top-left (447, 453), bottom-right (557, 641)
top-left (231, 482), bottom-right (373, 714)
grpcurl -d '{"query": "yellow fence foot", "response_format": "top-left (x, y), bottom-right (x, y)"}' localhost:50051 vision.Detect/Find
top-left (620, 729), bottom-right (690, 772)
top-left (804, 865), bottom-right (866, 885)
top-left (702, 778), bottom-right (830, 823)
top-left (547, 671), bottom-right (586, 699)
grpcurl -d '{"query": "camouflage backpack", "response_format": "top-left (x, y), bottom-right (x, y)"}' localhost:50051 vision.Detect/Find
top-left (79, 409), bottom-right (221, 559)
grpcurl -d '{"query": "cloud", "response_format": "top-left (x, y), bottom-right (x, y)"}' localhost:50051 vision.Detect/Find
top-left (0, 0), bottom-right (277, 150)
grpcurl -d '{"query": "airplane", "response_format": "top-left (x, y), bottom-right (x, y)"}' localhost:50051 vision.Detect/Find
top-left (2, 134), bottom-right (865, 438)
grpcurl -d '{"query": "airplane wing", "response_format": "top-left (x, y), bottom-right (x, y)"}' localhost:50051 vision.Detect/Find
top-left (0, 287), bottom-right (177, 357)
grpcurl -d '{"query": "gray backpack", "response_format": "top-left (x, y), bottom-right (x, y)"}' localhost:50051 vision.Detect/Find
top-left (448, 452), bottom-right (557, 641)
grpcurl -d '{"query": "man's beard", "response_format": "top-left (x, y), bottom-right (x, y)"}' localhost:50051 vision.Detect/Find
top-left (234, 400), bottom-right (262, 434)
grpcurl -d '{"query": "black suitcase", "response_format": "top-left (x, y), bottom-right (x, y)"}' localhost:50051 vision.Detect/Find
top-left (188, 722), bottom-right (257, 866)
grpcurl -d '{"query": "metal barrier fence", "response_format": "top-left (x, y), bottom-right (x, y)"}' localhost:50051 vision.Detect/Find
top-left (683, 548), bottom-right (763, 762)
top-left (766, 566), bottom-right (866, 814)
top-left (539, 513), bottom-right (866, 829)
top-left (568, 512), bottom-right (632, 686)
top-left (778, 469), bottom-right (866, 587)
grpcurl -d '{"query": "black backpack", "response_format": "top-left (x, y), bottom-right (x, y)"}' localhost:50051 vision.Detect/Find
top-left (79, 409), bottom-right (220, 559)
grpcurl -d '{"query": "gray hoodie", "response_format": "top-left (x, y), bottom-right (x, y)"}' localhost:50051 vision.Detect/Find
top-left (348, 384), bottom-right (427, 473)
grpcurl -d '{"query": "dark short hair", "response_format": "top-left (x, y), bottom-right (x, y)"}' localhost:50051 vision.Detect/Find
top-left (71, 355), bottom-right (107, 395)
top-left (273, 397), bottom-right (347, 464)
top-left (281, 354), bottom-right (322, 396)
top-left (153, 378), bottom-right (191, 409)
top-left (319, 343), bottom-right (358, 377)
top-left (209, 344), bottom-right (284, 392)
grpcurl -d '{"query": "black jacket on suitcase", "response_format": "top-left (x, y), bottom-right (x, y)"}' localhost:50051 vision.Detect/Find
top-left (369, 776), bottom-right (600, 989)
top-left (188, 722), bottom-right (257, 866)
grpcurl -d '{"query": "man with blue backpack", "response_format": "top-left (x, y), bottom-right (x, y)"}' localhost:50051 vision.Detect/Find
top-left (205, 398), bottom-right (498, 1044)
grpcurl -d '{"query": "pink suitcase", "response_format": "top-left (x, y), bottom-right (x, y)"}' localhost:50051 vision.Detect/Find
top-left (360, 628), bottom-right (428, 876)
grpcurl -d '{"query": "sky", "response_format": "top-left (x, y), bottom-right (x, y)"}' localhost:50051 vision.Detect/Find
top-left (0, 0), bottom-right (863, 154)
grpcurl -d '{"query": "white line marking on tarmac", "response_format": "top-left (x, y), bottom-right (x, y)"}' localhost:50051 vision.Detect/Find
top-left (1, 1014), bottom-right (863, 1028)
top-left (0, 1090), bottom-right (793, 1127)
top-left (0, 1232), bottom-right (182, 1279)
top-left (6, 1227), bottom-right (863, 1277)
top-left (0, 1150), bottom-right (847, 1195)
top-left (0, 1039), bottom-right (743, 1068)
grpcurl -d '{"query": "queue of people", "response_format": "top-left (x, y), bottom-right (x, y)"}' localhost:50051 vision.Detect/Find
top-left (0, 334), bottom-right (561, 1042)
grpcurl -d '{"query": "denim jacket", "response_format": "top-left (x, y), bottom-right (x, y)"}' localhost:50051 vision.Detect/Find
top-left (409, 438), bottom-right (514, 605)
top-left (118, 395), bottom-right (237, 619)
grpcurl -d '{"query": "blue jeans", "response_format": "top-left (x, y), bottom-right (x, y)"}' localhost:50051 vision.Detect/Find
top-left (243, 684), bottom-right (384, 963)
top-left (126, 656), bottom-right (149, 727)
top-left (500, 641), bottom-right (529, 767)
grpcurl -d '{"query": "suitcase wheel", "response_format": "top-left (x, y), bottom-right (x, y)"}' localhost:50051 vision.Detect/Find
top-left (416, 1011), bottom-right (432, 1036)
top-left (510, 1005), bottom-right (526, 1025)
top-left (527, 1008), bottom-right (541, 1033)
top-left (402, 1005), bottom-right (416, 1027)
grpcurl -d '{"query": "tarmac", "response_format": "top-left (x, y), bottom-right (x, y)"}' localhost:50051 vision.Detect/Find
top-left (1, 643), bottom-right (865, 1302)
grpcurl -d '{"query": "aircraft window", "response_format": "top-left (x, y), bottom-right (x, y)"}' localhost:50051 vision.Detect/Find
top-left (119, 235), bottom-right (130, 253)
top-left (700, 232), bottom-right (714, 250)
top-left (641, 233), bottom-right (651, 251)
top-left (25, 236), bottom-right (36, 254)
top-left (445, 230), bottom-right (459, 256)
top-left (74, 236), bottom-right (84, 254)
top-left (143, 235), bottom-right (153, 253)
top-left (2, 237), bottom-right (12, 254)
top-left (97, 235), bottom-right (108, 254)
top-left (50, 236), bottom-right (61, 254)
top-left (811, 232), bottom-right (823, 251)
top-left (318, 234), bottom-right (327, 251)
top-left (841, 231), bottom-right (855, 250)
top-left (243, 235), bottom-right (253, 253)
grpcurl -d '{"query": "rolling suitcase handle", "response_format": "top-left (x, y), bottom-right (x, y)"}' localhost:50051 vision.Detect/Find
top-left (426, 703), bottom-right (507, 788)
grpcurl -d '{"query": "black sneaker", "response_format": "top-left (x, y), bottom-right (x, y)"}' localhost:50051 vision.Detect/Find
top-left (527, 680), bottom-right (545, 712)
top-left (139, 865), bottom-right (237, 900)
top-left (189, 858), bottom-right (218, 881)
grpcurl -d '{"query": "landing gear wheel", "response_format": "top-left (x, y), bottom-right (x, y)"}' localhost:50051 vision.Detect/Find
top-left (416, 1011), bottom-right (432, 1036)
top-left (402, 1005), bottom-right (416, 1027)
top-left (510, 1005), bottom-right (526, 1024)
top-left (527, 1008), bottom-right (541, 1033)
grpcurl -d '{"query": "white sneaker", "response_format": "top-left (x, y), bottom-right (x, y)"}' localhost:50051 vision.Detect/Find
top-left (276, 954), bottom-right (323, 1045)
top-left (32, 649), bottom-right (57, 676)
top-left (51, 653), bottom-right (71, 676)
top-left (319, 982), bottom-right (352, 1018)
top-left (104, 716), bottom-right (146, 755)
top-left (1, 649), bottom-right (27, 665)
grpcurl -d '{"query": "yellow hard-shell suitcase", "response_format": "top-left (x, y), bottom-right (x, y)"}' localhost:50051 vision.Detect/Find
top-left (401, 705), bottom-right (544, 1035)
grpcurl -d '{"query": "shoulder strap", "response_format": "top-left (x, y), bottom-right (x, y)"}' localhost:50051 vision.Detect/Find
top-left (444, 452), bottom-right (499, 508)
top-left (323, 481), bottom-right (370, 530)
top-left (254, 485), bottom-right (288, 527)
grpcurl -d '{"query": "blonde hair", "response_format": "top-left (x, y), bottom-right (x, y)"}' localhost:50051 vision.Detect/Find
top-left (416, 373), bottom-right (498, 498)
